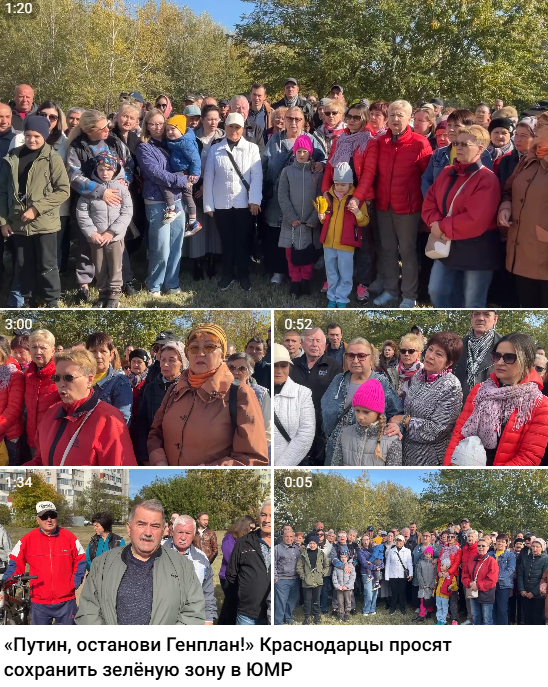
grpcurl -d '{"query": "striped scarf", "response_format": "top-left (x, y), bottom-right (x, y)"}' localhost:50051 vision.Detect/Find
top-left (488, 139), bottom-right (514, 161)
top-left (466, 328), bottom-right (495, 389)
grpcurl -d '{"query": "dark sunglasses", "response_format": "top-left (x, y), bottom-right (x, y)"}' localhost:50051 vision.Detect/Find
top-left (400, 348), bottom-right (417, 355)
top-left (323, 111), bottom-right (339, 117)
top-left (492, 351), bottom-right (517, 364)
top-left (228, 364), bottom-right (248, 374)
top-left (345, 352), bottom-right (370, 361)
top-left (38, 512), bottom-right (57, 520)
top-left (534, 365), bottom-right (546, 374)
top-left (157, 103), bottom-right (168, 108)
top-left (123, 365), bottom-right (131, 370)
top-left (38, 112), bottom-right (58, 122)
top-left (51, 374), bottom-right (85, 383)
top-left (345, 113), bottom-right (362, 122)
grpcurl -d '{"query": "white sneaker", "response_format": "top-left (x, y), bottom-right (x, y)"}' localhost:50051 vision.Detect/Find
top-left (147, 290), bottom-right (161, 298)
top-left (373, 290), bottom-right (397, 306)
top-left (369, 611), bottom-right (376, 616)
top-left (271, 273), bottom-right (284, 285)
top-left (163, 208), bottom-right (182, 224)
top-left (461, 619), bottom-right (472, 625)
top-left (368, 277), bottom-right (384, 294)
top-left (399, 298), bottom-right (417, 308)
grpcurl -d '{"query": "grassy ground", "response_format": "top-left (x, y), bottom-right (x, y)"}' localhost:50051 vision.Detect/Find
top-left (6, 525), bottom-right (226, 620)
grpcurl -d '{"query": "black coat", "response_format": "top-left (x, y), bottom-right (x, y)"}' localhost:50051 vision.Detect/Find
top-left (271, 96), bottom-right (313, 119)
top-left (10, 103), bottom-right (37, 132)
top-left (453, 330), bottom-right (502, 401)
top-left (496, 148), bottom-right (521, 190)
top-left (517, 551), bottom-right (548, 597)
top-left (226, 529), bottom-right (270, 621)
top-left (290, 353), bottom-right (343, 430)
top-left (134, 375), bottom-right (177, 464)
top-left (253, 358), bottom-right (271, 393)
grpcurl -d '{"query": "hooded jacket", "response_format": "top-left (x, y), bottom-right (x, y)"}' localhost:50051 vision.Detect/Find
top-left (0, 358), bottom-right (24, 440)
top-left (166, 127), bottom-right (201, 176)
top-left (76, 170), bottom-right (133, 241)
top-left (277, 159), bottom-right (322, 250)
top-left (444, 370), bottom-right (548, 466)
top-left (147, 363), bottom-right (268, 466)
top-left (226, 529), bottom-right (270, 620)
top-left (461, 553), bottom-right (499, 603)
top-left (296, 546), bottom-right (330, 587)
top-left (416, 558), bottom-right (437, 599)
top-left (517, 550), bottom-right (548, 597)
top-left (24, 358), bottom-right (60, 448)
top-left (75, 544), bottom-right (206, 625)
top-left (273, 376), bottom-right (315, 467)
top-left (332, 559), bottom-right (356, 589)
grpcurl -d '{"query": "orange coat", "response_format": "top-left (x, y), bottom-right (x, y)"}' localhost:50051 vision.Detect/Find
top-left (147, 363), bottom-right (268, 466)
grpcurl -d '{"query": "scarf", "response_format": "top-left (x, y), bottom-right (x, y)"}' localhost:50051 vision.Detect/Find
top-left (127, 367), bottom-right (148, 388)
top-left (461, 377), bottom-right (543, 449)
top-left (283, 96), bottom-right (299, 108)
top-left (466, 327), bottom-right (496, 389)
top-left (330, 129), bottom-right (372, 168)
top-left (421, 367), bottom-right (452, 383)
top-left (188, 365), bottom-right (221, 389)
top-left (488, 139), bottom-right (514, 161)
top-left (161, 374), bottom-right (180, 385)
top-left (398, 360), bottom-right (422, 399)
top-left (62, 390), bottom-right (93, 416)
top-left (536, 144), bottom-right (548, 159)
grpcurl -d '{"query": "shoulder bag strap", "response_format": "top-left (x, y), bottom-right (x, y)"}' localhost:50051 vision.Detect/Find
top-left (59, 406), bottom-right (97, 467)
top-left (274, 412), bottom-right (292, 444)
top-left (394, 548), bottom-right (409, 575)
top-left (224, 148), bottom-right (250, 192)
top-left (326, 403), bottom-right (353, 441)
top-left (473, 556), bottom-right (488, 583)
top-left (229, 383), bottom-right (238, 432)
top-left (446, 169), bottom-right (480, 217)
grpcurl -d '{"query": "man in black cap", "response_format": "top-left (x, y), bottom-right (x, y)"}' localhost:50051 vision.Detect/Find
top-left (272, 78), bottom-right (312, 117)
top-left (329, 84), bottom-right (345, 102)
top-left (457, 518), bottom-right (472, 547)
top-left (219, 100), bottom-right (230, 122)
top-left (141, 330), bottom-right (177, 390)
top-left (430, 98), bottom-right (444, 122)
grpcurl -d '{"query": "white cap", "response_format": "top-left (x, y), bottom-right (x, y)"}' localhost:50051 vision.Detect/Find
top-left (273, 343), bottom-right (292, 364)
top-left (224, 112), bottom-right (245, 128)
top-left (36, 501), bottom-right (57, 516)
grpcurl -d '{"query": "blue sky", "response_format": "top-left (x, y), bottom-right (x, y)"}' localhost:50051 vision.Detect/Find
top-left (129, 469), bottom-right (185, 497)
top-left (312, 469), bottom-right (434, 494)
top-left (180, 0), bottom-right (248, 29)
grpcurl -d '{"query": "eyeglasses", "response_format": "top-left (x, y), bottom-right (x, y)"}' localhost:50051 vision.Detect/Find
top-left (38, 113), bottom-right (58, 122)
top-left (228, 365), bottom-right (248, 374)
top-left (285, 116), bottom-right (303, 122)
top-left (123, 365), bottom-right (131, 370)
top-left (455, 141), bottom-right (476, 148)
top-left (323, 111), bottom-right (339, 117)
top-left (345, 113), bottom-right (362, 122)
top-left (492, 351), bottom-right (517, 364)
top-left (400, 349), bottom-right (417, 355)
top-left (93, 124), bottom-right (110, 132)
top-left (447, 535), bottom-right (456, 539)
top-left (38, 512), bottom-right (57, 520)
top-left (148, 122), bottom-right (164, 128)
top-left (51, 374), bottom-right (85, 383)
top-left (344, 352), bottom-right (370, 361)
top-left (477, 544), bottom-right (487, 548)
top-left (186, 343), bottom-right (221, 355)
top-left (535, 365), bottom-right (546, 374)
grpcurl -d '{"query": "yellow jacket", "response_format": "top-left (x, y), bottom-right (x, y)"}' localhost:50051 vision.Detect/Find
top-left (321, 185), bottom-right (369, 253)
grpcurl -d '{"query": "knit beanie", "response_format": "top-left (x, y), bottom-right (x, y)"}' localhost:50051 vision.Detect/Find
top-left (95, 150), bottom-right (119, 171)
top-left (488, 117), bottom-right (515, 135)
top-left (128, 348), bottom-right (150, 366)
top-left (308, 534), bottom-right (320, 546)
top-left (333, 161), bottom-right (353, 184)
top-left (352, 378), bottom-right (385, 414)
top-left (441, 557), bottom-right (451, 568)
top-left (24, 114), bottom-right (51, 142)
top-left (167, 114), bottom-right (187, 135)
top-left (294, 134), bottom-right (313, 156)
top-left (424, 546), bottom-right (433, 556)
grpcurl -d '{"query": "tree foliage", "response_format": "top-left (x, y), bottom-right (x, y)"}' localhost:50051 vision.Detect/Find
top-left (73, 474), bottom-right (130, 522)
top-left (137, 469), bottom-right (268, 530)
top-left (0, 503), bottom-right (11, 526)
top-left (236, 0), bottom-right (548, 108)
top-left (0, 0), bottom-right (250, 113)
top-left (10, 473), bottom-right (71, 527)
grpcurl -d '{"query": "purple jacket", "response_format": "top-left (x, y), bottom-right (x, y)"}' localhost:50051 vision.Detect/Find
top-left (357, 547), bottom-right (384, 575)
top-left (219, 532), bottom-right (236, 580)
top-left (135, 138), bottom-right (187, 202)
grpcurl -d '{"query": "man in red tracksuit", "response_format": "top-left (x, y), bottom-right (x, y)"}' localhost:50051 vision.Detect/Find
top-left (2, 500), bottom-right (86, 624)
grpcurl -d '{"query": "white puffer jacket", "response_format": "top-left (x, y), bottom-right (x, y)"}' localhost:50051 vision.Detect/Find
top-left (273, 376), bottom-right (315, 466)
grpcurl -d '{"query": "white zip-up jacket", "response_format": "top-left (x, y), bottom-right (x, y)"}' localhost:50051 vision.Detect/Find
top-left (203, 137), bottom-right (262, 212)
top-left (385, 544), bottom-right (413, 580)
top-left (0, 524), bottom-right (12, 565)
top-left (273, 376), bottom-right (315, 466)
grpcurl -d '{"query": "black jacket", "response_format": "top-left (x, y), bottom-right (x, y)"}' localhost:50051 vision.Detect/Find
top-left (0, 127), bottom-right (17, 159)
top-left (290, 353), bottom-right (343, 429)
top-left (457, 528), bottom-right (471, 548)
top-left (253, 358), bottom-right (271, 393)
top-left (496, 148), bottom-right (520, 190)
top-left (272, 96), bottom-right (313, 119)
top-left (88, 532), bottom-right (123, 563)
top-left (134, 375), bottom-right (178, 464)
top-left (517, 551), bottom-right (548, 597)
top-left (453, 330), bottom-right (502, 401)
top-left (10, 103), bottom-right (37, 132)
top-left (226, 529), bottom-right (270, 620)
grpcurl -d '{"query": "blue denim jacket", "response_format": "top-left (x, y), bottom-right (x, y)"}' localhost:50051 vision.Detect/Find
top-left (488, 549), bottom-right (516, 589)
top-left (421, 145), bottom-right (493, 197)
top-left (94, 366), bottom-right (132, 424)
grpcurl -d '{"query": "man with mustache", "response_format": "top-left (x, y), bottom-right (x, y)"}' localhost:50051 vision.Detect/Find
top-left (76, 500), bottom-right (205, 625)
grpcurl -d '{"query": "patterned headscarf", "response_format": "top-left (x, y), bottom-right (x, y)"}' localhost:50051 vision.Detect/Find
top-left (185, 323), bottom-right (227, 358)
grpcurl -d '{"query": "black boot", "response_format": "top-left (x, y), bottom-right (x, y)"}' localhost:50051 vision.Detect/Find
top-left (290, 281), bottom-right (301, 298)
top-left (193, 259), bottom-right (204, 281)
top-left (205, 254), bottom-right (217, 279)
top-left (301, 279), bottom-right (311, 296)
top-left (303, 616), bottom-right (310, 625)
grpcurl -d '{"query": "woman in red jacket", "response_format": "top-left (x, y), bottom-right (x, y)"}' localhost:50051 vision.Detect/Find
top-left (423, 125), bottom-right (502, 308)
top-left (24, 329), bottom-right (61, 457)
top-left (0, 336), bottom-right (24, 465)
top-left (322, 101), bottom-right (378, 304)
top-left (445, 333), bottom-right (548, 466)
top-left (461, 538), bottom-right (499, 625)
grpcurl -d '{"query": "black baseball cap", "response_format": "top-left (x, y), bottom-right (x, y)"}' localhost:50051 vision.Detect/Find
top-left (154, 330), bottom-right (176, 344)
top-left (367, 526), bottom-right (374, 531)
top-left (219, 99), bottom-right (229, 106)
top-left (524, 532), bottom-right (536, 539)
top-left (461, 518), bottom-right (470, 523)
top-left (430, 98), bottom-right (444, 106)
top-left (522, 100), bottom-right (548, 116)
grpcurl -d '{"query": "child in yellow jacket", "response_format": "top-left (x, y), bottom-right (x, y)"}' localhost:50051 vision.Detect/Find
top-left (434, 557), bottom-right (459, 625)
top-left (316, 162), bottom-right (369, 308)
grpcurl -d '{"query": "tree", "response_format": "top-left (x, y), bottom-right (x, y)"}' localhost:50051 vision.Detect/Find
top-left (10, 473), bottom-right (71, 528)
top-left (0, 504), bottom-right (11, 526)
top-left (74, 475), bottom-right (130, 522)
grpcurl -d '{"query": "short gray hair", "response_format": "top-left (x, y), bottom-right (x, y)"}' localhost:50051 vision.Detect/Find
top-left (172, 514), bottom-right (196, 533)
top-left (67, 107), bottom-right (85, 117)
top-left (227, 352), bottom-right (255, 376)
top-left (348, 529), bottom-right (358, 536)
top-left (303, 327), bottom-right (326, 342)
top-left (128, 499), bottom-right (165, 525)
top-left (230, 95), bottom-right (248, 108)
top-left (389, 99), bottom-right (412, 115)
top-left (258, 499), bottom-right (271, 520)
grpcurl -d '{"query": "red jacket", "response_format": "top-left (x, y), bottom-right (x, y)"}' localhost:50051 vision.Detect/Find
top-left (0, 357), bottom-right (24, 440)
top-left (461, 553), bottom-right (499, 594)
top-left (24, 393), bottom-right (137, 467)
top-left (421, 161), bottom-right (501, 240)
top-left (375, 126), bottom-right (432, 214)
top-left (436, 543), bottom-right (462, 579)
top-left (461, 542), bottom-right (478, 575)
top-left (24, 358), bottom-right (61, 449)
top-left (322, 129), bottom-right (379, 202)
top-left (444, 371), bottom-right (548, 466)
top-left (4, 527), bottom-right (86, 604)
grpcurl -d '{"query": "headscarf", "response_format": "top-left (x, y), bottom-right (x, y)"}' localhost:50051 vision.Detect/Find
top-left (155, 94), bottom-right (173, 119)
top-left (185, 323), bottom-right (227, 359)
top-left (160, 341), bottom-right (188, 370)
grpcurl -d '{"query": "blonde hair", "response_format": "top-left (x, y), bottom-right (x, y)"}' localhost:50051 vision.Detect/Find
top-left (399, 334), bottom-right (424, 353)
top-left (389, 100), bottom-right (412, 116)
top-left (536, 112), bottom-right (548, 125)
top-left (492, 106), bottom-right (518, 121)
top-left (117, 102), bottom-right (141, 120)
top-left (140, 108), bottom-right (165, 143)
top-left (30, 329), bottom-right (55, 347)
top-left (66, 109), bottom-right (107, 146)
top-left (345, 337), bottom-right (379, 370)
top-left (270, 106), bottom-right (287, 127)
top-left (54, 348), bottom-right (97, 376)
top-left (459, 124), bottom-right (490, 148)
top-left (323, 98), bottom-right (345, 114)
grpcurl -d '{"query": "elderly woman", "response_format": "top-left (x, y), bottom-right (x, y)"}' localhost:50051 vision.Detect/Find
top-left (397, 333), bottom-right (424, 400)
top-left (85, 512), bottom-right (125, 572)
top-left (461, 538), bottom-right (499, 625)
top-left (378, 339), bottom-right (399, 390)
top-left (497, 117), bottom-right (536, 188)
top-left (0, 336), bottom-right (24, 465)
top-left (413, 106), bottom-right (437, 150)
top-left (262, 106), bottom-right (327, 284)
top-left (487, 534), bottom-right (516, 625)
top-left (10, 333), bottom-right (31, 370)
top-left (423, 125), bottom-right (502, 308)
top-left (367, 101), bottom-right (389, 137)
top-left (185, 104), bottom-right (224, 281)
top-left (24, 348), bottom-right (136, 466)
top-left (85, 332), bottom-right (132, 423)
top-left (24, 329), bottom-right (60, 457)
top-left (488, 117), bottom-right (515, 173)
top-left (520, 538), bottom-right (548, 625)
top-left (498, 112), bottom-right (548, 306)
top-left (227, 352), bottom-right (272, 458)
top-left (202, 112), bottom-right (262, 292)
top-left (373, 100), bottom-right (432, 308)
top-left (66, 109), bottom-right (133, 302)
top-left (126, 348), bottom-right (150, 424)
top-left (0, 115), bottom-right (70, 308)
top-left (311, 98), bottom-right (345, 155)
top-left (267, 107), bottom-right (287, 140)
top-left (386, 332), bottom-right (463, 465)
top-left (272, 343), bottom-right (315, 466)
top-left (134, 108), bottom-right (188, 296)
top-left (321, 337), bottom-right (403, 465)
top-left (435, 120), bottom-right (450, 149)
top-left (147, 324), bottom-right (268, 466)
top-left (445, 333), bottom-right (548, 466)
top-left (134, 340), bottom-right (188, 465)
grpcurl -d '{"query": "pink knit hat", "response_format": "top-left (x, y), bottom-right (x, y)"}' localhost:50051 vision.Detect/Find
top-left (352, 379), bottom-right (385, 414)
top-left (293, 134), bottom-right (313, 156)
top-left (424, 546), bottom-right (433, 555)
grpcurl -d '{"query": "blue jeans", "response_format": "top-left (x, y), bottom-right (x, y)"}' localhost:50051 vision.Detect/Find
top-left (493, 587), bottom-right (511, 625)
top-left (236, 613), bottom-right (265, 626)
top-left (320, 575), bottom-right (332, 613)
top-left (428, 259), bottom-right (493, 307)
top-left (362, 574), bottom-right (378, 614)
top-left (470, 599), bottom-right (494, 625)
top-left (274, 578), bottom-right (299, 625)
top-left (145, 200), bottom-right (185, 292)
top-left (324, 247), bottom-right (354, 304)
top-left (436, 596), bottom-right (449, 623)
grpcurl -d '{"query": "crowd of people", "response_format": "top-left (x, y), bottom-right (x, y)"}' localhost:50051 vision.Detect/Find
top-left (274, 520), bottom-right (548, 625)
top-left (1, 498), bottom-right (271, 625)
top-left (274, 311), bottom-right (548, 466)
top-left (0, 322), bottom-right (270, 467)
top-left (1, 82), bottom-right (547, 307)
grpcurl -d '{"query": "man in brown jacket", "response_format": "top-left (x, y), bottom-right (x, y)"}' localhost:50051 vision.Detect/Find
top-left (192, 513), bottom-right (218, 564)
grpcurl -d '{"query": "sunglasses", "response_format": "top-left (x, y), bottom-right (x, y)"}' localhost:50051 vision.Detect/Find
top-left (38, 112), bottom-right (58, 122)
top-left (285, 116), bottom-right (303, 122)
top-left (187, 343), bottom-right (221, 355)
top-left (455, 141), bottom-right (475, 148)
top-left (228, 365), bottom-right (248, 374)
top-left (323, 111), bottom-right (339, 117)
top-left (534, 365), bottom-right (546, 374)
top-left (492, 351), bottom-right (517, 364)
top-left (157, 103), bottom-right (168, 108)
top-left (123, 365), bottom-right (131, 370)
top-left (38, 512), bottom-right (57, 520)
top-left (345, 113), bottom-right (362, 122)
top-left (51, 374), bottom-right (86, 383)
top-left (345, 352), bottom-right (370, 361)
top-left (400, 349), bottom-right (416, 355)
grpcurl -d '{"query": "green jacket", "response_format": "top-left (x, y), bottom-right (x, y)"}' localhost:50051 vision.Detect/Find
top-left (0, 143), bottom-right (70, 235)
top-left (75, 544), bottom-right (206, 625)
top-left (296, 547), bottom-right (330, 588)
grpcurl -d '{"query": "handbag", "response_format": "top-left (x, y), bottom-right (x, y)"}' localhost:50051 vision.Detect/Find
top-left (425, 169), bottom-right (480, 260)
top-left (290, 224), bottom-right (315, 266)
top-left (465, 556), bottom-right (488, 599)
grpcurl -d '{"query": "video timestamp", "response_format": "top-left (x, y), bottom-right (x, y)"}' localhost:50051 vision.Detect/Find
top-left (284, 476), bottom-right (312, 488)
top-left (5, 476), bottom-right (32, 488)
top-left (4, 2), bottom-right (38, 16)
top-left (284, 318), bottom-right (313, 331)
top-left (4, 318), bottom-right (34, 330)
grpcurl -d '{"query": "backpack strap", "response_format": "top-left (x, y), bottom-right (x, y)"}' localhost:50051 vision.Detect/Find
top-left (229, 383), bottom-right (238, 433)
